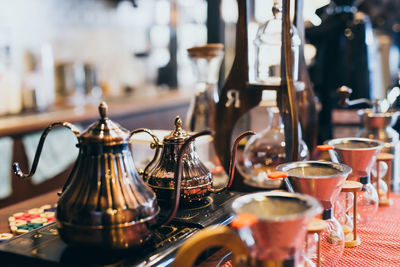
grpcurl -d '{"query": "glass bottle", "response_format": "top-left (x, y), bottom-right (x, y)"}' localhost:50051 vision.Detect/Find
top-left (186, 44), bottom-right (226, 184)
top-left (254, 0), bottom-right (301, 85)
top-left (243, 106), bottom-right (309, 189)
top-left (186, 44), bottom-right (223, 132)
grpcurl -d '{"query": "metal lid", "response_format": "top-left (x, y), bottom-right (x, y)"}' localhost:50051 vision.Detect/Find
top-left (163, 116), bottom-right (190, 144)
top-left (187, 43), bottom-right (224, 59)
top-left (79, 102), bottom-right (131, 145)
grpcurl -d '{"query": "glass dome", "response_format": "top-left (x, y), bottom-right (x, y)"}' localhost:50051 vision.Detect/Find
top-left (254, 0), bottom-right (301, 85)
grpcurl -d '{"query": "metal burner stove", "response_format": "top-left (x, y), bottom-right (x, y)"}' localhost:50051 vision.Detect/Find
top-left (0, 192), bottom-right (239, 266)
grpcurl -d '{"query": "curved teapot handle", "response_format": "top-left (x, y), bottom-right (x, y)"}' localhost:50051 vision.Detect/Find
top-left (210, 131), bottom-right (255, 193)
top-left (172, 225), bottom-right (249, 267)
top-left (13, 122), bottom-right (80, 179)
top-left (129, 128), bottom-right (161, 180)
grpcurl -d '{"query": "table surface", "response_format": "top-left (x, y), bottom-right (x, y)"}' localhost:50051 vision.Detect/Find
top-left (2, 192), bottom-right (400, 266)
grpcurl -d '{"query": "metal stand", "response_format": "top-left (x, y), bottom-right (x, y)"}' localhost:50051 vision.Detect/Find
top-left (307, 218), bottom-right (328, 267)
top-left (213, 0), bottom-right (302, 191)
top-left (341, 181), bottom-right (363, 247)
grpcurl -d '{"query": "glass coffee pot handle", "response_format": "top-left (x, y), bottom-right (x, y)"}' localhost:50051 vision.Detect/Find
top-left (13, 122), bottom-right (81, 179)
top-left (172, 214), bottom-right (255, 267)
top-left (129, 128), bottom-right (161, 180)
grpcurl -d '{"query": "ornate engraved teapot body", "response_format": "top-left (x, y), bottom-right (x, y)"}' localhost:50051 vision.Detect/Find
top-left (141, 116), bottom-right (254, 203)
top-left (13, 102), bottom-right (183, 249)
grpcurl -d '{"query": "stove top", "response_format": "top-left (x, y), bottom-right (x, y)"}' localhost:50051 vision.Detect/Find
top-left (0, 192), bottom-right (239, 266)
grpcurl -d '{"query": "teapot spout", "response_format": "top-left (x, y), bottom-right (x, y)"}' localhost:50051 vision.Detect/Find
top-left (210, 131), bottom-right (255, 193)
top-left (13, 122), bottom-right (80, 179)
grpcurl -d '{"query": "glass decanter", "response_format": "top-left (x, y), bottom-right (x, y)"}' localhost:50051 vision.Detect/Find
top-left (254, 0), bottom-right (301, 85)
top-left (186, 44), bottom-right (226, 184)
top-left (243, 106), bottom-right (309, 189)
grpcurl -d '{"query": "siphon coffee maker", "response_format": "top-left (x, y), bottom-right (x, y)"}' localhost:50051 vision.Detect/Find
top-left (270, 161), bottom-right (351, 266)
top-left (213, 0), bottom-right (306, 192)
top-left (172, 191), bottom-right (322, 267)
top-left (12, 102), bottom-right (187, 249)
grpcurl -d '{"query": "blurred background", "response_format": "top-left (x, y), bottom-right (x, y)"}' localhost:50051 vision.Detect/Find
top-left (0, 0), bottom-right (399, 115)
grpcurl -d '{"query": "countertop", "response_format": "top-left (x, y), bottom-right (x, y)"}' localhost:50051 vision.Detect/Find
top-left (0, 90), bottom-right (192, 138)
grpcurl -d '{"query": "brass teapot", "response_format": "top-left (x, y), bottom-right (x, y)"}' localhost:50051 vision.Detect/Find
top-left (137, 116), bottom-right (254, 203)
top-left (13, 102), bottom-right (184, 249)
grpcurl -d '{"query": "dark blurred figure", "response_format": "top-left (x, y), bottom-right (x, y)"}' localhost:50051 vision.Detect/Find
top-left (358, 0), bottom-right (400, 59)
top-left (306, 0), bottom-right (374, 143)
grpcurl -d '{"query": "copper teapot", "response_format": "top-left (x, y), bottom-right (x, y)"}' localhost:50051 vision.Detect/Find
top-left (136, 116), bottom-right (254, 203)
top-left (12, 102), bottom-right (184, 249)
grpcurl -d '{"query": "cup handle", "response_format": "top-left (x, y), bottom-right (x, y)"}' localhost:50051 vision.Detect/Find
top-left (129, 128), bottom-right (161, 180)
top-left (172, 225), bottom-right (249, 267)
top-left (267, 171), bottom-right (294, 193)
top-left (316, 144), bottom-right (340, 163)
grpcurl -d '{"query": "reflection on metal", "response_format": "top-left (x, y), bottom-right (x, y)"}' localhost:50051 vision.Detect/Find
top-left (13, 102), bottom-right (184, 249)
top-left (146, 115), bottom-right (254, 203)
top-left (326, 137), bottom-right (384, 180)
top-left (277, 161), bottom-right (352, 210)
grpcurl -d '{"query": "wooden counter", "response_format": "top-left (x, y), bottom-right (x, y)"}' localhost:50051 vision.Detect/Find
top-left (0, 90), bottom-right (192, 138)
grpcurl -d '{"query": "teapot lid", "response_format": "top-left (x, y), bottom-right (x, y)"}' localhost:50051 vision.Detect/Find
top-left (163, 116), bottom-right (190, 144)
top-left (80, 102), bottom-right (131, 145)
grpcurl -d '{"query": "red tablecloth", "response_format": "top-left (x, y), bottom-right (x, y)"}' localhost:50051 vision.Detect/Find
top-left (336, 194), bottom-right (400, 266)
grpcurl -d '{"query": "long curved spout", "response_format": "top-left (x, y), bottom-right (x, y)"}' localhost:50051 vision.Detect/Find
top-left (210, 131), bottom-right (255, 193)
top-left (153, 130), bottom-right (212, 228)
top-left (13, 122), bottom-right (80, 179)
top-left (226, 131), bottom-right (255, 190)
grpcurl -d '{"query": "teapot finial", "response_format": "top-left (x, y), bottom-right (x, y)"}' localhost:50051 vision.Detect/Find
top-left (99, 102), bottom-right (108, 119)
top-left (175, 116), bottom-right (182, 131)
